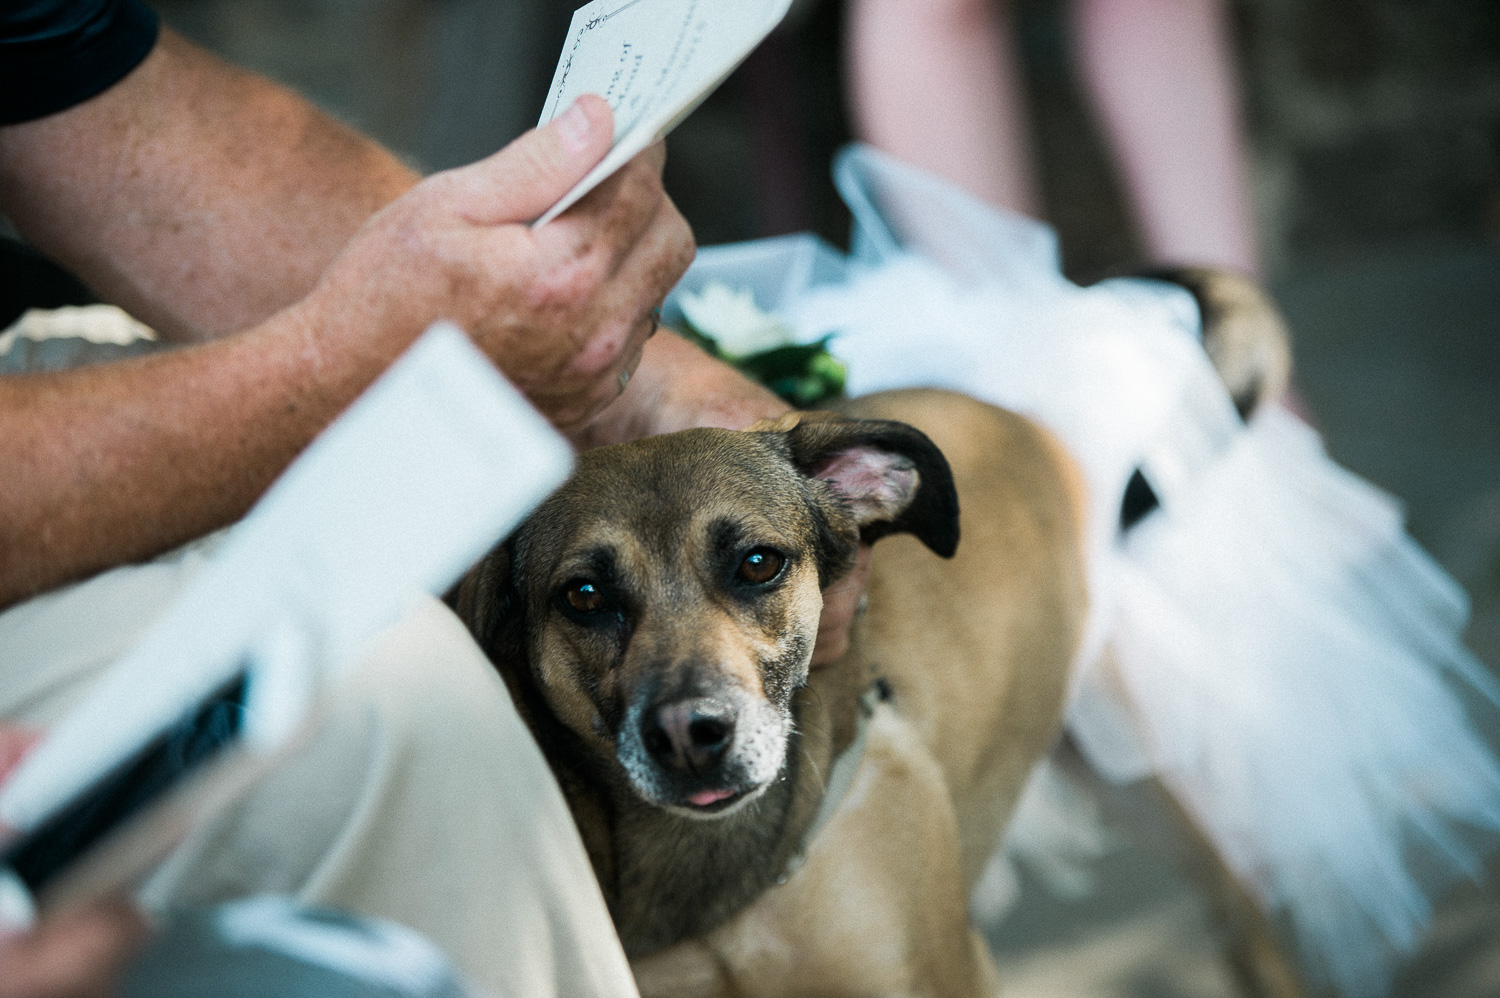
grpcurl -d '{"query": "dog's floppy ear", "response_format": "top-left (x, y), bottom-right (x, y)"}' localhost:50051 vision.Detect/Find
top-left (767, 412), bottom-right (960, 558)
top-left (447, 539), bottom-right (520, 658)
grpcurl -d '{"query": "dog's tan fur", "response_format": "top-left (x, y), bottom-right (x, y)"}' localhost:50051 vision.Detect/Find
top-left (454, 390), bottom-right (1086, 995)
top-left (454, 271), bottom-right (1305, 997)
top-left (633, 392), bottom-right (1090, 998)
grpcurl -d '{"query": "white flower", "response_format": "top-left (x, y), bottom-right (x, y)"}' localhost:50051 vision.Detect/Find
top-left (677, 282), bottom-right (796, 357)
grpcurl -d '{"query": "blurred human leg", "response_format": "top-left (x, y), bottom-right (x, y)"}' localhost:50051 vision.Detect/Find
top-left (1070, 0), bottom-right (1261, 274)
top-left (845, 0), bottom-right (1042, 217)
top-left (0, 558), bottom-right (639, 998)
top-left (145, 597), bottom-right (640, 998)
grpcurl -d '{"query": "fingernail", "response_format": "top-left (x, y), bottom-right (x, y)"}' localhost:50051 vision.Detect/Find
top-left (557, 99), bottom-right (594, 155)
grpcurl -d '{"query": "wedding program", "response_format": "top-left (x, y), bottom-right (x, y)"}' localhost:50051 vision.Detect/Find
top-left (534, 0), bottom-right (793, 225)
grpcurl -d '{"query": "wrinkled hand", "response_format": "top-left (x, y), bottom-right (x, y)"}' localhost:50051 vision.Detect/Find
top-left (303, 95), bottom-right (694, 431)
top-left (0, 725), bottom-right (151, 998)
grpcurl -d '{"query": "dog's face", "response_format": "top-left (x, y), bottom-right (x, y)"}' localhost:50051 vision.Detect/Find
top-left (455, 414), bottom-right (957, 820)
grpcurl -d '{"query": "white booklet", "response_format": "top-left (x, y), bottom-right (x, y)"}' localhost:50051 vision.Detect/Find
top-left (0, 324), bottom-right (572, 927)
top-left (533, 0), bottom-right (794, 226)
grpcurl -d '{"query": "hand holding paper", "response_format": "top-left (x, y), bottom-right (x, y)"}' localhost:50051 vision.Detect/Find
top-left (534, 0), bottom-right (794, 225)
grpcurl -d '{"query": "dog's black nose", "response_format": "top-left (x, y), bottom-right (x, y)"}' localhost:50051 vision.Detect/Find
top-left (642, 698), bottom-right (735, 775)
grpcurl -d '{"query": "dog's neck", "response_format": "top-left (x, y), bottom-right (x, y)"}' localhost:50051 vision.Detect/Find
top-left (498, 651), bottom-right (869, 958)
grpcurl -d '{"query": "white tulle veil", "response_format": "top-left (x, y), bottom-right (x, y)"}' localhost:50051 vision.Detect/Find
top-left (665, 145), bottom-right (1500, 996)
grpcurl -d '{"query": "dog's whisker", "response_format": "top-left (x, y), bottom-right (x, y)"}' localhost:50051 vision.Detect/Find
top-left (798, 743), bottom-right (826, 788)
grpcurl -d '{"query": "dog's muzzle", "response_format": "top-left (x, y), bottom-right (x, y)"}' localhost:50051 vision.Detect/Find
top-left (642, 697), bottom-right (736, 786)
top-left (619, 687), bottom-right (790, 817)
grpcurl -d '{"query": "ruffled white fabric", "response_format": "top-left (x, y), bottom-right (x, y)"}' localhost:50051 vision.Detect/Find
top-left (667, 145), bottom-right (1500, 996)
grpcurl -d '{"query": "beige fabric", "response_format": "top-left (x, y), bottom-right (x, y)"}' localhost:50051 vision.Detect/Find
top-left (0, 552), bottom-right (639, 998)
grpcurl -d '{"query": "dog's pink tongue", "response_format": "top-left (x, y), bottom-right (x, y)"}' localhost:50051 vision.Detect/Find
top-left (689, 789), bottom-right (735, 807)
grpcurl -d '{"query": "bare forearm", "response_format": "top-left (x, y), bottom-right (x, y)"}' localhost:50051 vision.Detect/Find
top-left (0, 29), bottom-right (418, 342)
top-left (0, 325), bottom-right (775, 606)
top-left (0, 299), bottom-right (402, 608)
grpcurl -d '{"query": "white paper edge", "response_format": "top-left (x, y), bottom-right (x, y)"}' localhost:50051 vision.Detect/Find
top-left (532, 0), bottom-right (793, 228)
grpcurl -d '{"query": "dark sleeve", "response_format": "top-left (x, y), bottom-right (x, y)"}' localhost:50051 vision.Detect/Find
top-left (0, 0), bottom-right (159, 126)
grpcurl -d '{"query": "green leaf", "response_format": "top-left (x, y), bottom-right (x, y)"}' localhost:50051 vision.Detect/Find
top-left (675, 320), bottom-right (846, 407)
top-left (736, 337), bottom-right (845, 407)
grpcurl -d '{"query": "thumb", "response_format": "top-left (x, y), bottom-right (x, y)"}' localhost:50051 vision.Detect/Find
top-left (450, 94), bottom-right (614, 225)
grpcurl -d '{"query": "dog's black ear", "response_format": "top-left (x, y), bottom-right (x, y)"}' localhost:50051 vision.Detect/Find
top-left (446, 539), bottom-right (520, 658)
top-left (781, 415), bottom-right (959, 558)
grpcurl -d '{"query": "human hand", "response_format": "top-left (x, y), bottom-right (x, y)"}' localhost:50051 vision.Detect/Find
top-left (0, 725), bottom-right (151, 998)
top-left (0, 902), bottom-right (149, 998)
top-left (301, 95), bottom-right (694, 431)
top-left (809, 544), bottom-right (873, 667)
top-left (569, 329), bottom-right (790, 447)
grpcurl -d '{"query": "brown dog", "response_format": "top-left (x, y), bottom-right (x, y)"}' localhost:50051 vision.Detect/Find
top-left (452, 388), bottom-right (1088, 995)
top-left (452, 270), bottom-right (1301, 997)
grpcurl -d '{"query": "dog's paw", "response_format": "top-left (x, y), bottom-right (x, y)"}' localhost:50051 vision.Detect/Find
top-left (1140, 266), bottom-right (1294, 420)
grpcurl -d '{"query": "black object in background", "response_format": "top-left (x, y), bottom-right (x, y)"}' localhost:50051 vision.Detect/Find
top-left (0, 669), bottom-right (249, 898)
top-left (0, 236), bottom-right (97, 329)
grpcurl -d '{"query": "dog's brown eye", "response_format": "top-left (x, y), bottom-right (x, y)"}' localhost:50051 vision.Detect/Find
top-left (737, 548), bottom-right (784, 585)
top-left (565, 581), bottom-right (605, 614)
